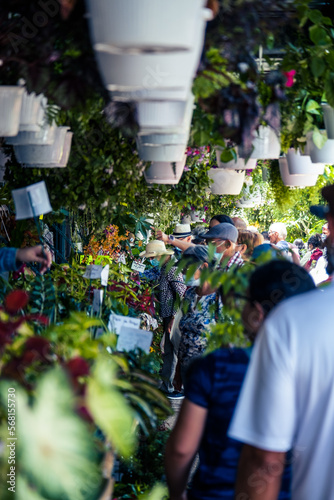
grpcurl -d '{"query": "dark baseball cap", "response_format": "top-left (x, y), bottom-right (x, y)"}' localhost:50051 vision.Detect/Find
top-left (199, 222), bottom-right (238, 243)
top-left (183, 245), bottom-right (210, 263)
top-left (310, 184), bottom-right (334, 219)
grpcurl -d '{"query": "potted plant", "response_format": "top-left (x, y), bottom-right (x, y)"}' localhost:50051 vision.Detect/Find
top-left (279, 157), bottom-right (319, 187)
top-left (144, 156), bottom-right (186, 185)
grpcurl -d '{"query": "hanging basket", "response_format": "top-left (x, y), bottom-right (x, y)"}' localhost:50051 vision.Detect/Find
top-left (306, 130), bottom-right (334, 164)
top-left (6, 122), bottom-right (57, 146)
top-left (0, 86), bottom-right (24, 137)
top-left (19, 91), bottom-right (47, 132)
top-left (215, 147), bottom-right (257, 170)
top-left (144, 156), bottom-right (186, 184)
top-left (14, 127), bottom-right (70, 165)
top-left (86, 0), bottom-right (209, 52)
top-left (239, 126), bottom-right (280, 160)
top-left (208, 168), bottom-right (245, 195)
top-left (279, 158), bottom-right (318, 187)
top-left (322, 103), bottom-right (334, 140)
top-left (136, 136), bottom-right (187, 162)
top-left (25, 132), bottom-right (73, 168)
top-left (109, 87), bottom-right (190, 103)
top-left (286, 148), bottom-right (324, 175)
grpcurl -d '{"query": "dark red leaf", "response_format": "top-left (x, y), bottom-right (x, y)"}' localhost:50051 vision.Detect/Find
top-left (4, 290), bottom-right (29, 315)
top-left (66, 357), bottom-right (90, 378)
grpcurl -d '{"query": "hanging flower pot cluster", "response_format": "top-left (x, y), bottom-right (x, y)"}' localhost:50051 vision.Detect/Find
top-left (85, 0), bottom-right (212, 184)
top-left (4, 90), bottom-right (73, 169)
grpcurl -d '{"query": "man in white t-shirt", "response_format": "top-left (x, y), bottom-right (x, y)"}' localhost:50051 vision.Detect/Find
top-left (228, 184), bottom-right (334, 500)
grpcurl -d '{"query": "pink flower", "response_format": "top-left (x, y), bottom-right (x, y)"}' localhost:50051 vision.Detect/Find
top-left (283, 70), bottom-right (296, 87)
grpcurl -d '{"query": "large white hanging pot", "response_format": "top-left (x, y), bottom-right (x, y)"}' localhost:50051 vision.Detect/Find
top-left (137, 132), bottom-right (189, 146)
top-left (306, 130), bottom-right (334, 164)
top-left (144, 156), bottom-right (186, 184)
top-left (6, 122), bottom-right (57, 146)
top-left (0, 86), bottom-right (24, 137)
top-left (208, 168), bottom-right (245, 195)
top-left (25, 132), bottom-right (73, 168)
top-left (136, 93), bottom-right (194, 132)
top-left (279, 158), bottom-right (318, 187)
top-left (286, 148), bottom-right (324, 175)
top-left (236, 186), bottom-right (262, 208)
top-left (14, 127), bottom-right (69, 165)
top-left (137, 140), bottom-right (187, 162)
top-left (19, 91), bottom-right (47, 132)
top-left (86, 0), bottom-right (209, 52)
top-left (239, 126), bottom-right (281, 160)
top-left (109, 87), bottom-right (190, 103)
top-left (215, 147), bottom-right (257, 170)
top-left (322, 103), bottom-right (334, 140)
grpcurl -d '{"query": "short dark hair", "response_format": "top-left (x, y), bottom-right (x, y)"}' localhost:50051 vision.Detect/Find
top-left (308, 233), bottom-right (323, 249)
top-left (210, 214), bottom-right (234, 226)
top-left (249, 260), bottom-right (316, 315)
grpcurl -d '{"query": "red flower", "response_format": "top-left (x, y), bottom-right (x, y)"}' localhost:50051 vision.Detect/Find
top-left (283, 70), bottom-right (296, 87)
top-left (4, 290), bottom-right (29, 315)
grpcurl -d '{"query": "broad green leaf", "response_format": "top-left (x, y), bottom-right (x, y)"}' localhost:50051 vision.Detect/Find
top-left (86, 357), bottom-right (136, 457)
top-left (309, 25), bottom-right (330, 45)
top-left (310, 57), bottom-right (325, 78)
top-left (308, 9), bottom-right (323, 24)
top-left (313, 128), bottom-right (327, 149)
top-left (15, 368), bottom-right (101, 500)
top-left (305, 99), bottom-right (321, 112)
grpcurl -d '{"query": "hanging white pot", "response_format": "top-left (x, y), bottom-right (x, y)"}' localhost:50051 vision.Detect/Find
top-left (190, 210), bottom-right (204, 222)
top-left (286, 148), bottom-right (324, 175)
top-left (144, 156), bottom-right (186, 184)
top-left (86, 0), bottom-right (209, 52)
top-left (19, 91), bottom-right (47, 132)
top-left (279, 158), bottom-right (318, 187)
top-left (236, 186), bottom-right (262, 208)
top-left (137, 132), bottom-right (189, 146)
top-left (6, 121), bottom-right (57, 146)
top-left (25, 132), bottom-right (73, 168)
top-left (14, 127), bottom-right (69, 165)
top-left (136, 93), bottom-right (194, 132)
top-left (322, 103), bottom-right (334, 140)
top-left (306, 130), bottom-right (334, 164)
top-left (109, 87), bottom-right (190, 103)
top-left (215, 147), bottom-right (257, 170)
top-left (136, 136), bottom-right (187, 162)
top-left (0, 86), bottom-right (24, 137)
top-left (208, 168), bottom-right (245, 195)
top-left (181, 215), bottom-right (192, 224)
top-left (239, 126), bottom-right (281, 160)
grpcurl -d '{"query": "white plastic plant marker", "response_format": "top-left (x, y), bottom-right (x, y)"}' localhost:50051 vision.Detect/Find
top-left (83, 265), bottom-right (103, 279)
top-left (116, 326), bottom-right (152, 354)
top-left (108, 313), bottom-right (141, 334)
top-left (131, 261), bottom-right (146, 273)
top-left (12, 181), bottom-right (52, 220)
top-left (101, 265), bottom-right (109, 286)
top-left (0, 86), bottom-right (24, 136)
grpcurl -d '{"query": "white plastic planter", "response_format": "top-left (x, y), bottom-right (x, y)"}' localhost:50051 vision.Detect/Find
top-left (236, 187), bottom-right (262, 208)
top-left (19, 91), bottom-right (47, 132)
top-left (14, 127), bottom-right (69, 165)
top-left (86, 0), bottom-right (208, 52)
top-left (136, 93), bottom-right (194, 132)
top-left (279, 158), bottom-right (318, 187)
top-left (26, 132), bottom-right (73, 168)
top-left (286, 148), bottom-right (324, 175)
top-left (215, 147), bottom-right (257, 170)
top-left (208, 168), bottom-right (245, 195)
top-left (322, 104), bottom-right (334, 140)
top-left (239, 126), bottom-right (281, 159)
top-left (306, 130), bottom-right (334, 164)
top-left (6, 122), bottom-right (57, 146)
top-left (144, 156), bottom-right (186, 184)
top-left (109, 87), bottom-right (190, 103)
top-left (138, 133), bottom-right (189, 146)
top-left (137, 140), bottom-right (187, 162)
top-left (0, 86), bottom-right (24, 137)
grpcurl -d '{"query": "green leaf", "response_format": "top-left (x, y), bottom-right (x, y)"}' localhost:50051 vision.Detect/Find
top-left (310, 57), bottom-right (326, 78)
top-left (308, 9), bottom-right (323, 24)
top-left (309, 25), bottom-right (331, 45)
top-left (313, 128), bottom-right (327, 149)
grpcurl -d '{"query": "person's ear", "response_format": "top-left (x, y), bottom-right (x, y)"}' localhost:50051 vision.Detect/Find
top-left (225, 240), bottom-right (231, 248)
top-left (251, 302), bottom-right (265, 330)
top-left (237, 243), bottom-right (247, 255)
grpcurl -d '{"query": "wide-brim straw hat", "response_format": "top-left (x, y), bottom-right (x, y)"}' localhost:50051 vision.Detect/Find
top-left (139, 240), bottom-right (174, 258)
top-left (173, 223), bottom-right (192, 238)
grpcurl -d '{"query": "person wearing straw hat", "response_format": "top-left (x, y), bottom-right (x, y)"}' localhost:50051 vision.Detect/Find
top-left (155, 223), bottom-right (195, 255)
top-left (140, 240), bottom-right (187, 398)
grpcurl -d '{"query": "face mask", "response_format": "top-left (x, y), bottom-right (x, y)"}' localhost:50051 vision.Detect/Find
top-left (214, 251), bottom-right (224, 262)
top-left (150, 258), bottom-right (160, 267)
top-left (186, 277), bottom-right (200, 287)
top-left (321, 233), bottom-right (327, 242)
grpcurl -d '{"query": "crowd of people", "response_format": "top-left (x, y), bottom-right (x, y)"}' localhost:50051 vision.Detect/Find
top-left (138, 184), bottom-right (334, 500)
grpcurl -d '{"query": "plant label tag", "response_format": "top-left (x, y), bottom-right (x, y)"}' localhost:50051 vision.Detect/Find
top-left (94, 327), bottom-right (105, 339)
top-left (116, 327), bottom-right (152, 354)
top-left (108, 314), bottom-right (140, 334)
top-left (92, 289), bottom-right (104, 312)
top-left (131, 261), bottom-right (146, 273)
top-left (83, 264), bottom-right (103, 279)
top-left (12, 181), bottom-right (52, 220)
top-left (101, 265), bottom-right (109, 286)
top-left (118, 253), bottom-right (126, 264)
